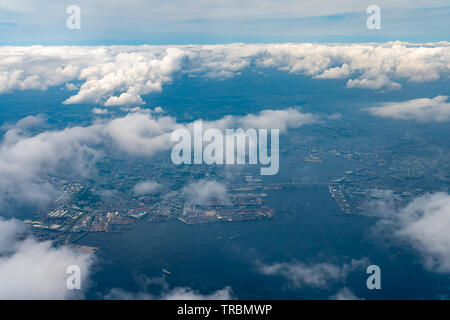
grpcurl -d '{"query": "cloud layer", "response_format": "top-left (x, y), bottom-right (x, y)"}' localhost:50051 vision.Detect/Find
top-left (1, 42), bottom-right (449, 106)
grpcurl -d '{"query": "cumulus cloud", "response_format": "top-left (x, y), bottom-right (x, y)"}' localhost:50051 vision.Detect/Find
top-left (0, 109), bottom-right (175, 211)
top-left (183, 180), bottom-right (231, 204)
top-left (109, 286), bottom-right (234, 300)
top-left (102, 107), bottom-right (311, 157)
top-left (66, 48), bottom-right (187, 106)
top-left (367, 95), bottom-right (450, 122)
top-left (257, 258), bottom-right (369, 288)
top-left (105, 276), bottom-right (233, 300)
top-left (162, 286), bottom-right (233, 300)
top-left (133, 181), bottom-right (162, 195)
top-left (259, 42), bottom-right (450, 90)
top-left (65, 83), bottom-right (78, 91)
top-left (154, 106), bottom-right (165, 113)
top-left (92, 107), bottom-right (108, 115)
top-left (238, 108), bottom-right (316, 133)
top-left (0, 108), bottom-right (314, 211)
top-left (327, 113), bottom-right (342, 121)
top-left (346, 75), bottom-right (401, 90)
top-left (0, 120), bottom-right (102, 212)
top-left (0, 218), bottom-right (26, 253)
top-left (330, 287), bottom-right (361, 300)
top-left (364, 191), bottom-right (450, 273)
top-left (0, 218), bottom-right (94, 299)
top-left (2, 114), bottom-right (46, 131)
top-left (105, 111), bottom-right (180, 156)
top-left (1, 43), bottom-right (449, 105)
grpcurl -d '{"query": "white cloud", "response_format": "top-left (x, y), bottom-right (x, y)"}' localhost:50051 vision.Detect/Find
top-left (367, 95), bottom-right (450, 122)
top-left (327, 113), bottom-right (342, 121)
top-left (64, 48), bottom-right (187, 106)
top-left (108, 287), bottom-right (234, 300)
top-left (162, 286), bottom-right (233, 300)
top-left (0, 108), bottom-right (315, 211)
top-left (257, 258), bottom-right (369, 288)
top-left (105, 276), bottom-right (234, 300)
top-left (330, 287), bottom-right (361, 300)
top-left (105, 111), bottom-right (179, 156)
top-left (65, 83), bottom-right (78, 91)
top-left (0, 218), bottom-right (25, 253)
top-left (3, 114), bottom-right (46, 130)
top-left (92, 107), bottom-right (108, 115)
top-left (346, 75), bottom-right (401, 90)
top-left (133, 181), bottom-right (162, 195)
top-left (183, 180), bottom-right (230, 204)
top-left (104, 107), bottom-right (311, 157)
top-left (259, 42), bottom-right (450, 90)
top-left (364, 191), bottom-right (450, 273)
top-left (0, 43), bottom-right (449, 106)
top-left (0, 121), bottom-right (102, 212)
top-left (238, 108), bottom-right (316, 133)
top-left (0, 218), bottom-right (94, 299)
top-left (154, 106), bottom-right (165, 113)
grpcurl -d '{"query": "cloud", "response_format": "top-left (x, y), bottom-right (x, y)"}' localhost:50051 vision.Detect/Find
top-left (0, 108), bottom-right (314, 212)
top-left (327, 113), bottom-right (342, 121)
top-left (133, 181), bottom-right (162, 195)
top-left (259, 42), bottom-right (450, 90)
top-left (154, 106), bottom-right (165, 113)
top-left (65, 83), bottom-right (78, 91)
top-left (0, 218), bottom-right (94, 299)
top-left (238, 108), bottom-right (316, 133)
top-left (0, 109), bottom-right (176, 211)
top-left (162, 286), bottom-right (233, 300)
top-left (0, 218), bottom-right (26, 253)
top-left (104, 107), bottom-right (310, 156)
top-left (0, 120), bottom-right (102, 213)
top-left (64, 48), bottom-right (187, 106)
top-left (95, 189), bottom-right (118, 201)
top-left (92, 107), bottom-right (108, 115)
top-left (257, 258), bottom-right (369, 288)
top-left (1, 43), bottom-right (449, 106)
top-left (105, 276), bottom-right (234, 300)
top-left (108, 286), bottom-right (234, 300)
top-left (330, 287), bottom-right (362, 300)
top-left (367, 95), bottom-right (450, 122)
top-left (183, 180), bottom-right (230, 204)
top-left (2, 114), bottom-right (46, 131)
top-left (364, 191), bottom-right (450, 273)
top-left (346, 75), bottom-right (401, 90)
top-left (105, 111), bottom-right (180, 156)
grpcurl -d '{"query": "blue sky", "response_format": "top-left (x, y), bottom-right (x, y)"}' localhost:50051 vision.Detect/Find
top-left (0, 0), bottom-right (449, 45)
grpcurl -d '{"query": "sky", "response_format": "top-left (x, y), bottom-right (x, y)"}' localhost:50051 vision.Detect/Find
top-left (0, 0), bottom-right (449, 45)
